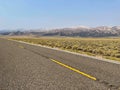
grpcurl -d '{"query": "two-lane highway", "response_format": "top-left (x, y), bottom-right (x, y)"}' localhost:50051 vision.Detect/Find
top-left (0, 38), bottom-right (120, 90)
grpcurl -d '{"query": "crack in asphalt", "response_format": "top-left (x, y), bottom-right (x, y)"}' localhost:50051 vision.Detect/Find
top-left (96, 79), bottom-right (120, 90)
top-left (24, 47), bottom-right (50, 59)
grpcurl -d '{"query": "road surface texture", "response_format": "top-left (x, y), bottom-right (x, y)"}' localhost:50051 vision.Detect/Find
top-left (0, 38), bottom-right (120, 90)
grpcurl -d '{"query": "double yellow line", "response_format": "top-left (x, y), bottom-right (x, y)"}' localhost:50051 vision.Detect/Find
top-left (51, 59), bottom-right (97, 81)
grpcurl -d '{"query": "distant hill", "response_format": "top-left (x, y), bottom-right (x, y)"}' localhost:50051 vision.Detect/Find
top-left (0, 26), bottom-right (120, 37)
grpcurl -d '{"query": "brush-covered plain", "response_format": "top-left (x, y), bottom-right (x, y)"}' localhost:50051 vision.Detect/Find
top-left (11, 37), bottom-right (120, 61)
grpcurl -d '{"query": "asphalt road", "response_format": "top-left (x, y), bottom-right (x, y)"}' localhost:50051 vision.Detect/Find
top-left (0, 38), bottom-right (120, 90)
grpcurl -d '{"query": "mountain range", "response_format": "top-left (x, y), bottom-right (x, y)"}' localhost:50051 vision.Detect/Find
top-left (0, 26), bottom-right (120, 37)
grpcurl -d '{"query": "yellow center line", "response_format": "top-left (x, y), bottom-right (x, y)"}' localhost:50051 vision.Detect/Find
top-left (51, 59), bottom-right (97, 81)
top-left (18, 45), bottom-right (24, 49)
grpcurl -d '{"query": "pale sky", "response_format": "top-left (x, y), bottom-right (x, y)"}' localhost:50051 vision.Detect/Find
top-left (0, 0), bottom-right (120, 30)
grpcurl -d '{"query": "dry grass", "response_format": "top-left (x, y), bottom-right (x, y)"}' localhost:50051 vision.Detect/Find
top-left (11, 37), bottom-right (120, 61)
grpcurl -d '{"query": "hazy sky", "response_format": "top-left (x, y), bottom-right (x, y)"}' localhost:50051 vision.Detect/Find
top-left (0, 0), bottom-right (120, 30)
